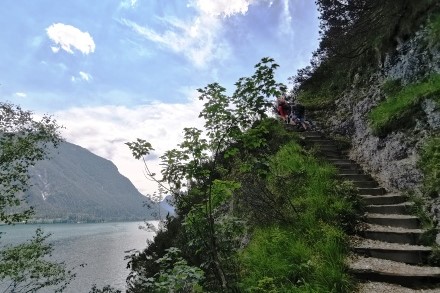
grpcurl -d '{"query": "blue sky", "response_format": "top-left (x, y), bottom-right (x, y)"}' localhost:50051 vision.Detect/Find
top-left (0, 0), bottom-right (320, 195)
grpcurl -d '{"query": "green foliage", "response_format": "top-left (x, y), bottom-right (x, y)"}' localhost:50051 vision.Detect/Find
top-left (239, 225), bottom-right (353, 292)
top-left (369, 74), bottom-right (440, 136)
top-left (238, 142), bottom-right (358, 291)
top-left (419, 136), bottom-right (440, 198)
top-left (211, 180), bottom-right (240, 209)
top-left (127, 58), bottom-right (287, 292)
top-left (293, 1), bottom-right (438, 110)
top-left (127, 57), bottom-right (359, 292)
top-left (141, 247), bottom-right (205, 293)
top-left (0, 102), bottom-right (73, 292)
top-left (0, 228), bottom-right (75, 293)
top-left (428, 12), bottom-right (440, 48)
top-left (125, 138), bottom-right (154, 160)
top-left (0, 102), bottom-right (62, 224)
top-left (296, 88), bottom-right (334, 110)
top-left (428, 244), bottom-right (440, 266)
top-left (382, 79), bottom-right (403, 97)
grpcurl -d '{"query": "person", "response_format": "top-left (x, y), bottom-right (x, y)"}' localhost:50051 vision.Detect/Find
top-left (291, 101), bottom-right (308, 130)
top-left (276, 95), bottom-right (288, 123)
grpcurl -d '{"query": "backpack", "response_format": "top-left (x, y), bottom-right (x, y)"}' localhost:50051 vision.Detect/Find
top-left (295, 104), bottom-right (305, 117)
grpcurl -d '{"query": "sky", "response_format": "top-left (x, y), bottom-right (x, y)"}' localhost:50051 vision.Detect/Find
top-left (0, 0), bottom-right (320, 196)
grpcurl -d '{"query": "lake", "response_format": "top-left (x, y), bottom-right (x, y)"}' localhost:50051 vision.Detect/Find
top-left (0, 221), bottom-right (157, 292)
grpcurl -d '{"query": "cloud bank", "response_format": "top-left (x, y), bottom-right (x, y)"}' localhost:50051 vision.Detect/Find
top-left (120, 0), bottom-right (263, 68)
top-left (55, 97), bottom-right (205, 195)
top-left (46, 23), bottom-right (96, 55)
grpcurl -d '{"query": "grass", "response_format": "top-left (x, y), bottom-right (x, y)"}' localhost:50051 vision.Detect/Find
top-left (297, 88), bottom-right (336, 111)
top-left (419, 136), bottom-right (440, 198)
top-left (369, 74), bottom-right (440, 136)
top-left (428, 12), bottom-right (440, 48)
top-left (238, 142), bottom-right (358, 292)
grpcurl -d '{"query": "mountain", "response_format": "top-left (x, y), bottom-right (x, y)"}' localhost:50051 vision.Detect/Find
top-left (23, 141), bottom-right (159, 223)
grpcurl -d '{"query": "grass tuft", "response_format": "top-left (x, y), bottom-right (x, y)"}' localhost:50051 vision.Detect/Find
top-left (238, 142), bottom-right (357, 292)
top-left (369, 74), bottom-right (440, 136)
top-left (419, 136), bottom-right (440, 198)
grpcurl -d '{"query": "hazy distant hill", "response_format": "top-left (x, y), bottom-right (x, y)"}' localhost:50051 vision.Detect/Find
top-left (23, 141), bottom-right (160, 223)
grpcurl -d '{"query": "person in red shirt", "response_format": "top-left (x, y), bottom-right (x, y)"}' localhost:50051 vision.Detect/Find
top-left (277, 95), bottom-right (288, 123)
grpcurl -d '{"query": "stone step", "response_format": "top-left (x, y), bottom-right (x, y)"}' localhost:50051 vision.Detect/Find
top-left (362, 224), bottom-right (425, 245)
top-left (338, 169), bottom-right (365, 175)
top-left (360, 194), bottom-right (406, 205)
top-left (358, 187), bottom-right (386, 195)
top-left (339, 173), bottom-right (374, 182)
top-left (321, 151), bottom-right (343, 158)
top-left (366, 202), bottom-right (414, 215)
top-left (305, 139), bottom-right (335, 145)
top-left (348, 256), bottom-right (440, 288)
top-left (300, 131), bottom-right (323, 138)
top-left (315, 145), bottom-right (339, 152)
top-left (352, 238), bottom-right (431, 264)
top-left (352, 181), bottom-right (379, 188)
top-left (365, 214), bottom-right (420, 229)
top-left (332, 162), bottom-right (363, 170)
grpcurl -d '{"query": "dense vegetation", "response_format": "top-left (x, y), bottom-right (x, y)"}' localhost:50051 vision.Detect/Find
top-left (290, 0), bottom-right (440, 206)
top-left (125, 58), bottom-right (360, 292)
top-left (124, 2), bottom-right (440, 292)
top-left (293, 0), bottom-right (439, 109)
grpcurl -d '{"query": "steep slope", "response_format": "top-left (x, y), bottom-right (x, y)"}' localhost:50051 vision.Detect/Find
top-left (307, 17), bottom-right (440, 231)
top-left (23, 141), bottom-right (158, 222)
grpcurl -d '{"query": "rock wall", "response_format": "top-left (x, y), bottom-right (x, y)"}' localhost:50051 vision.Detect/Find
top-left (318, 26), bottom-right (440, 217)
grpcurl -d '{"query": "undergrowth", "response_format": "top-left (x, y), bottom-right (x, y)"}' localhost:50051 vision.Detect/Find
top-left (238, 141), bottom-right (358, 292)
top-left (419, 136), bottom-right (440, 198)
top-left (428, 12), bottom-right (440, 48)
top-left (369, 74), bottom-right (440, 136)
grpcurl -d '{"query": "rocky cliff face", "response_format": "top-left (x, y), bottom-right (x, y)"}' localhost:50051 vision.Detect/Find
top-left (315, 25), bottom-right (440, 230)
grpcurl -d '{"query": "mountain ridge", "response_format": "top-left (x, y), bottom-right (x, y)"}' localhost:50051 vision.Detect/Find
top-left (22, 141), bottom-right (160, 223)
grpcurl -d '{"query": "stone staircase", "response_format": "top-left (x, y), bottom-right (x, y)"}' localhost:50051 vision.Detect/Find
top-left (297, 129), bottom-right (440, 291)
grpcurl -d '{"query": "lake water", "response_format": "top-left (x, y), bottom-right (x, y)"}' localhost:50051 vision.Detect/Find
top-left (0, 221), bottom-right (157, 292)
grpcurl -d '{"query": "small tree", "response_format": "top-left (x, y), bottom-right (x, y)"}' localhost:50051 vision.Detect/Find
top-left (127, 58), bottom-right (286, 291)
top-left (0, 229), bottom-right (76, 293)
top-left (0, 102), bottom-right (62, 223)
top-left (0, 102), bottom-right (75, 292)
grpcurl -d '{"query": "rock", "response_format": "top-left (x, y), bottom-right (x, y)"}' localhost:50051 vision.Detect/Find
top-left (319, 26), bottom-right (440, 224)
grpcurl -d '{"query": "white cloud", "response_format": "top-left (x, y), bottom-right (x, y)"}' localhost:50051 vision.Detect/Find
top-left (71, 71), bottom-right (93, 82)
top-left (54, 96), bottom-right (205, 196)
top-left (279, 0), bottom-right (293, 36)
top-left (189, 0), bottom-right (253, 17)
top-left (79, 71), bottom-right (92, 81)
top-left (120, 0), bottom-right (262, 67)
top-left (46, 23), bottom-right (96, 55)
top-left (120, 0), bottom-right (138, 9)
top-left (15, 92), bottom-right (27, 98)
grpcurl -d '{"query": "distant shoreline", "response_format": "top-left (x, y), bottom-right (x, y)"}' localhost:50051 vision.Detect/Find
top-left (0, 218), bottom-right (158, 225)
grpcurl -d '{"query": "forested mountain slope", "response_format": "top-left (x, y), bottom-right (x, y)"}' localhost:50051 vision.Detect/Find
top-left (22, 141), bottom-right (159, 222)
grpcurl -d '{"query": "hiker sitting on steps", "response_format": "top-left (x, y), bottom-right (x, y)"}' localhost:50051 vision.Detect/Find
top-left (289, 101), bottom-right (308, 131)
